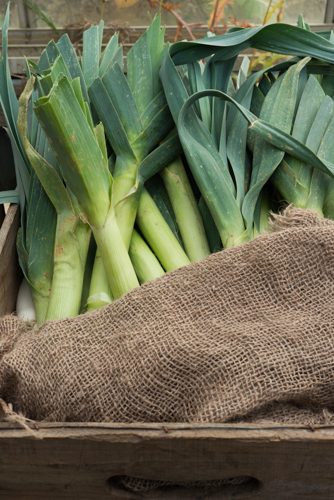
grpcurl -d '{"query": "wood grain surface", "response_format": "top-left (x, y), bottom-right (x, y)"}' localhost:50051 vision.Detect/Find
top-left (0, 422), bottom-right (333, 499)
top-left (0, 204), bottom-right (20, 315)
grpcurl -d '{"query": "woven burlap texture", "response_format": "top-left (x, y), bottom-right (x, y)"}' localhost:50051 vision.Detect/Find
top-left (1, 207), bottom-right (334, 424)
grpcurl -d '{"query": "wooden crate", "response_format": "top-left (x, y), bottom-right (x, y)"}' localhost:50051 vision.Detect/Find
top-left (1, 209), bottom-right (334, 499)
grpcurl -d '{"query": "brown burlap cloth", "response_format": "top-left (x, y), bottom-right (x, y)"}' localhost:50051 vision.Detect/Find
top-left (1, 207), bottom-right (334, 427)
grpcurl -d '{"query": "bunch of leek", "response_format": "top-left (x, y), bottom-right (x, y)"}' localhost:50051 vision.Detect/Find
top-left (4, 6), bottom-right (334, 326)
top-left (0, 6), bottom-right (57, 323)
top-left (21, 17), bottom-right (201, 306)
top-left (160, 22), bottom-right (334, 248)
top-left (2, 7), bottom-right (211, 324)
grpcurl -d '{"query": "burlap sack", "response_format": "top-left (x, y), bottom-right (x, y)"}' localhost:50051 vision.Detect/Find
top-left (1, 208), bottom-right (334, 425)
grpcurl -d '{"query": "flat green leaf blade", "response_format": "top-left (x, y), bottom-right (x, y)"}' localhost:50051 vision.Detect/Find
top-left (160, 49), bottom-right (191, 124)
top-left (89, 77), bottom-right (135, 159)
top-left (209, 57), bottom-right (236, 146)
top-left (198, 197), bottom-right (222, 253)
top-left (38, 73), bottom-right (53, 95)
top-left (34, 76), bottom-right (111, 226)
top-left (25, 174), bottom-right (56, 298)
top-left (131, 103), bottom-right (174, 160)
top-left (137, 130), bottom-right (182, 184)
top-left (82, 22), bottom-right (104, 89)
top-left (226, 84), bottom-right (253, 206)
top-left (187, 62), bottom-right (211, 130)
top-left (56, 34), bottom-right (89, 101)
top-left (18, 77), bottom-right (73, 214)
top-left (161, 52), bottom-right (235, 194)
top-left (146, 175), bottom-right (182, 244)
top-left (293, 75), bottom-right (325, 142)
top-left (37, 49), bottom-right (51, 73)
top-left (0, 5), bottom-right (18, 128)
top-left (38, 40), bottom-right (59, 72)
top-left (4, 128), bottom-right (30, 208)
top-left (177, 91), bottom-right (245, 248)
top-left (251, 118), bottom-right (334, 178)
top-left (180, 90), bottom-right (334, 207)
top-left (242, 58), bottom-right (309, 230)
top-left (169, 23), bottom-right (334, 65)
top-left (127, 15), bottom-right (165, 115)
top-left (50, 54), bottom-right (72, 82)
top-left (101, 63), bottom-right (142, 141)
top-left (273, 76), bottom-right (330, 207)
top-left (139, 89), bottom-right (169, 129)
top-left (237, 56), bottom-right (250, 89)
top-left (308, 97), bottom-right (334, 153)
top-left (100, 34), bottom-right (123, 76)
top-left (314, 109), bottom-right (334, 215)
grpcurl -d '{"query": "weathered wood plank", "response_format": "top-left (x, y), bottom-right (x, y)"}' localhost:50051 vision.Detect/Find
top-left (0, 204), bottom-right (20, 315)
top-left (0, 423), bottom-right (333, 499)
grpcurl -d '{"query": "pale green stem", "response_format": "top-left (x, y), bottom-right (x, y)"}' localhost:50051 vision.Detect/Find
top-left (161, 158), bottom-right (210, 262)
top-left (198, 197), bottom-right (222, 253)
top-left (86, 249), bottom-right (112, 312)
top-left (32, 291), bottom-right (49, 325)
top-left (324, 181), bottom-right (334, 219)
top-left (46, 214), bottom-right (91, 321)
top-left (253, 190), bottom-right (271, 238)
top-left (112, 157), bottom-right (139, 249)
top-left (93, 209), bottom-right (139, 299)
top-left (137, 189), bottom-right (190, 271)
top-left (88, 228), bottom-right (164, 305)
top-left (259, 201), bottom-right (271, 234)
top-left (224, 230), bottom-right (250, 250)
top-left (129, 230), bottom-right (165, 284)
top-left (305, 169), bottom-right (326, 217)
top-left (304, 201), bottom-right (324, 217)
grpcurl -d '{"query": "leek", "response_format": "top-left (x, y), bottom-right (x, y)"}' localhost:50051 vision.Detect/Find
top-left (33, 75), bottom-right (139, 299)
top-left (18, 78), bottom-right (91, 321)
top-left (160, 158), bottom-right (210, 262)
top-left (129, 230), bottom-right (165, 284)
top-left (88, 17), bottom-right (200, 263)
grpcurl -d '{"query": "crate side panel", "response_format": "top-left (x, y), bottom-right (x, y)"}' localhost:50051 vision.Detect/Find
top-left (0, 204), bottom-right (20, 315)
top-left (0, 425), bottom-right (334, 499)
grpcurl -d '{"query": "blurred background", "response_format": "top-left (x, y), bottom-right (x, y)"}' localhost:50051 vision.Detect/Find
top-left (0, 0), bottom-right (329, 29)
top-left (0, 0), bottom-right (333, 75)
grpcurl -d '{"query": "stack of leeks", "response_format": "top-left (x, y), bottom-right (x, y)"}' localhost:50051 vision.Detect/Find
top-left (0, 8), bottom-right (209, 325)
top-left (3, 6), bottom-right (334, 325)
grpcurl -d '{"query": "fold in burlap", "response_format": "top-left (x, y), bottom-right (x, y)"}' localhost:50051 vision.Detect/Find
top-left (1, 208), bottom-right (334, 424)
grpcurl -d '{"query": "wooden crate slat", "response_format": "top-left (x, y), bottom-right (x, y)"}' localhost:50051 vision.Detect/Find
top-left (0, 422), bottom-right (334, 498)
top-left (0, 205), bottom-right (20, 315)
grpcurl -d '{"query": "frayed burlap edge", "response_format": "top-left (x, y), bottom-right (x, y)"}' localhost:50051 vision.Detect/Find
top-left (0, 398), bottom-right (40, 437)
